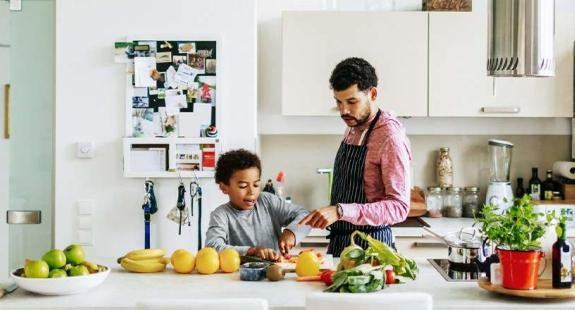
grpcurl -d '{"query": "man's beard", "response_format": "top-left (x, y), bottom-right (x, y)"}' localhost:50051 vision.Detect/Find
top-left (341, 106), bottom-right (372, 127)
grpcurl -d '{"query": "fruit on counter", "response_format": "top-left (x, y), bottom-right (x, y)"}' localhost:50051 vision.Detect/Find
top-left (48, 269), bottom-right (68, 278)
top-left (69, 265), bottom-right (90, 277)
top-left (81, 260), bottom-right (102, 274)
top-left (117, 248), bottom-right (166, 263)
top-left (266, 264), bottom-right (285, 281)
top-left (296, 270), bottom-right (334, 286)
top-left (325, 264), bottom-right (385, 293)
top-left (42, 249), bottom-right (67, 269)
top-left (283, 249), bottom-right (325, 264)
top-left (119, 256), bottom-right (168, 273)
top-left (219, 248), bottom-right (240, 273)
top-left (385, 269), bottom-right (396, 284)
top-left (195, 247), bottom-right (220, 275)
top-left (24, 260), bottom-right (50, 278)
top-left (337, 231), bottom-right (418, 280)
top-left (64, 244), bottom-right (85, 265)
top-left (295, 251), bottom-right (320, 277)
top-left (171, 249), bottom-right (196, 274)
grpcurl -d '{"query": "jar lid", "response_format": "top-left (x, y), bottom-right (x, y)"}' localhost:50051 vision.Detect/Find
top-left (439, 147), bottom-right (450, 152)
top-left (448, 187), bottom-right (461, 192)
top-left (427, 186), bottom-right (442, 192)
top-left (464, 186), bottom-right (479, 192)
top-left (488, 139), bottom-right (514, 148)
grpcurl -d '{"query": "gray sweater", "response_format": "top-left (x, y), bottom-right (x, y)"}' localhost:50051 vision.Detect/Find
top-left (205, 192), bottom-right (311, 255)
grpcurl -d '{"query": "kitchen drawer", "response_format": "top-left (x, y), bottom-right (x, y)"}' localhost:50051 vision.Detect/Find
top-left (394, 236), bottom-right (447, 259)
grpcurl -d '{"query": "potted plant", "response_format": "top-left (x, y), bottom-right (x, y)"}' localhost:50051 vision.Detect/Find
top-left (475, 195), bottom-right (555, 290)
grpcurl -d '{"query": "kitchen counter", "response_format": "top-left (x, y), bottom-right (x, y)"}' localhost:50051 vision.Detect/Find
top-left (2, 257), bottom-right (575, 309)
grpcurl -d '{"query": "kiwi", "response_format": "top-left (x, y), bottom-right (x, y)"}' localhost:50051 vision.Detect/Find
top-left (266, 264), bottom-right (284, 281)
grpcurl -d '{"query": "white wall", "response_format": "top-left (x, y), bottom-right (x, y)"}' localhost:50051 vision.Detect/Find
top-left (257, 0), bottom-right (573, 135)
top-left (55, 0), bottom-right (257, 258)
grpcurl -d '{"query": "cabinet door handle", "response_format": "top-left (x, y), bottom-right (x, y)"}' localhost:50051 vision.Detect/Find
top-left (481, 106), bottom-right (520, 114)
top-left (412, 242), bottom-right (447, 248)
top-left (4, 84), bottom-right (9, 139)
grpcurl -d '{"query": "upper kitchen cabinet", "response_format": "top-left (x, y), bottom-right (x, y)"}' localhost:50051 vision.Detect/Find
top-left (429, 0), bottom-right (574, 117)
top-left (282, 11), bottom-right (428, 117)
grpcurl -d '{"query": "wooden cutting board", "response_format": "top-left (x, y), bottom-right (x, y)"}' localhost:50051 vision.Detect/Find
top-left (478, 277), bottom-right (575, 299)
top-left (278, 254), bottom-right (335, 272)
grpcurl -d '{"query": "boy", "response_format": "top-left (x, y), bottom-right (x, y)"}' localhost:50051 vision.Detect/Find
top-left (205, 149), bottom-right (311, 261)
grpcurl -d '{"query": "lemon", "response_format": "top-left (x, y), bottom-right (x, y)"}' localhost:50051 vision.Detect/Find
top-left (219, 248), bottom-right (240, 273)
top-left (195, 247), bottom-right (219, 274)
top-left (171, 249), bottom-right (196, 274)
top-left (295, 251), bottom-right (320, 277)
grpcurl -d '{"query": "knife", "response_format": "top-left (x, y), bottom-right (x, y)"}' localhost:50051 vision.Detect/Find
top-left (0, 283), bottom-right (18, 298)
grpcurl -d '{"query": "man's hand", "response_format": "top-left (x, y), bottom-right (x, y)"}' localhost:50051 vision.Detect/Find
top-left (247, 247), bottom-right (281, 262)
top-left (279, 229), bottom-right (296, 255)
top-left (298, 206), bottom-right (340, 229)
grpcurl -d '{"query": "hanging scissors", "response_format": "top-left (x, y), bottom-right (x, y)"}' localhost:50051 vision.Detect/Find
top-left (176, 182), bottom-right (186, 235)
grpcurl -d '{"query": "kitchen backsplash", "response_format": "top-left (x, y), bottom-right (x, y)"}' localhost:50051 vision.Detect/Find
top-left (259, 135), bottom-right (570, 210)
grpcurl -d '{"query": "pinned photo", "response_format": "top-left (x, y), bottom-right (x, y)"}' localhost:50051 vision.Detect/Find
top-left (138, 41), bottom-right (157, 56)
top-left (156, 51), bottom-right (172, 63)
top-left (132, 96), bottom-right (149, 108)
top-left (206, 59), bottom-right (216, 74)
top-left (173, 55), bottom-right (187, 67)
top-left (114, 42), bottom-right (133, 63)
top-left (178, 42), bottom-right (196, 54)
top-left (196, 49), bottom-right (213, 58)
top-left (187, 54), bottom-right (206, 73)
top-left (158, 89), bottom-right (166, 99)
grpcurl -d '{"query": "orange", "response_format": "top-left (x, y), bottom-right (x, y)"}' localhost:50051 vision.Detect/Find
top-left (170, 249), bottom-right (195, 274)
top-left (219, 248), bottom-right (240, 273)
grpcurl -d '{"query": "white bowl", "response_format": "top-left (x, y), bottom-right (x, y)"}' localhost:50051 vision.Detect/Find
top-left (10, 266), bottom-right (110, 295)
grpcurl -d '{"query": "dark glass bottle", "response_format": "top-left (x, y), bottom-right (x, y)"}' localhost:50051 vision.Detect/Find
top-left (552, 214), bottom-right (573, 288)
top-left (515, 177), bottom-right (525, 198)
top-left (541, 170), bottom-right (555, 200)
top-left (528, 168), bottom-right (541, 201)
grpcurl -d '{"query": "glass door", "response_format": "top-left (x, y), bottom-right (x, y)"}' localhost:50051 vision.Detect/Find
top-left (0, 0), bottom-right (55, 279)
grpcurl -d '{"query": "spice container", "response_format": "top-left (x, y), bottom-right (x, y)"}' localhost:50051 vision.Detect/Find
top-left (444, 187), bottom-right (462, 218)
top-left (426, 186), bottom-right (443, 218)
top-left (436, 147), bottom-right (453, 188)
top-left (463, 187), bottom-right (480, 218)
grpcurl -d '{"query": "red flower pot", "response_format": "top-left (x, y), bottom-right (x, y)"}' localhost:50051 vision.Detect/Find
top-left (498, 248), bottom-right (545, 290)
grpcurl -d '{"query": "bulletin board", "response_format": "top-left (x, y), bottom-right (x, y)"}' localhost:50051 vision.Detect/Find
top-left (116, 40), bottom-right (218, 138)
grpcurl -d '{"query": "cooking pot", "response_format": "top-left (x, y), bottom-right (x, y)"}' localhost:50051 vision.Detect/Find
top-left (424, 227), bottom-right (489, 269)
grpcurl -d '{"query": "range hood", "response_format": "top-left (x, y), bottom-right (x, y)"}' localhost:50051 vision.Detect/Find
top-left (487, 0), bottom-right (555, 77)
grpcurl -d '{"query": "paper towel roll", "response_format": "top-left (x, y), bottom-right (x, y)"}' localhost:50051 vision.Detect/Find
top-left (552, 161), bottom-right (575, 180)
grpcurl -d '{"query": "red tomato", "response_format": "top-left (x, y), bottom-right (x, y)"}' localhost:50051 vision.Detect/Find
top-left (320, 270), bottom-right (335, 286)
top-left (385, 269), bottom-right (396, 284)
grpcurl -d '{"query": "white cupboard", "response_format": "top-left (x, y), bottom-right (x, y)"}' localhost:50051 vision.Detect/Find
top-left (281, 11), bottom-right (428, 117)
top-left (429, 0), bottom-right (574, 117)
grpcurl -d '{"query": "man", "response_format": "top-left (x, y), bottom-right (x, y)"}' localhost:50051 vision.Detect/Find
top-left (299, 57), bottom-right (412, 257)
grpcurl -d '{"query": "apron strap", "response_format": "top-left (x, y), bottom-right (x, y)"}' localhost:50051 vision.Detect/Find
top-left (358, 109), bottom-right (382, 146)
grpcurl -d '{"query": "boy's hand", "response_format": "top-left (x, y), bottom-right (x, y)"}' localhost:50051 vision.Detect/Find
top-left (279, 229), bottom-right (296, 255)
top-left (247, 247), bottom-right (281, 262)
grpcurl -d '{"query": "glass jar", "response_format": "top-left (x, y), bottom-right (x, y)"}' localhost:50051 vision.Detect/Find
top-left (444, 187), bottom-right (462, 218)
top-left (436, 147), bottom-right (453, 188)
top-left (463, 187), bottom-right (480, 218)
top-left (426, 186), bottom-right (443, 218)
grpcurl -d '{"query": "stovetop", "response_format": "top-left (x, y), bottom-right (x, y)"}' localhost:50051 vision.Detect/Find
top-left (428, 259), bottom-right (480, 282)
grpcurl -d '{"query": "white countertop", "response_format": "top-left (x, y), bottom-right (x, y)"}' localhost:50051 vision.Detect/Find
top-left (2, 257), bottom-right (575, 309)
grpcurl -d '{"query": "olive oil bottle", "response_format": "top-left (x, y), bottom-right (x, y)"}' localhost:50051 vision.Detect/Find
top-left (552, 211), bottom-right (573, 288)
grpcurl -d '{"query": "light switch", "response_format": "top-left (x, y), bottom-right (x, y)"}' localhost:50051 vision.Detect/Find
top-left (76, 141), bottom-right (95, 158)
top-left (77, 215), bottom-right (92, 230)
top-left (77, 229), bottom-right (93, 246)
top-left (77, 199), bottom-right (95, 215)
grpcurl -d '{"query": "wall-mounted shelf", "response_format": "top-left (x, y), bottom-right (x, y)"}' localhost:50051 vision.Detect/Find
top-left (123, 137), bottom-right (219, 178)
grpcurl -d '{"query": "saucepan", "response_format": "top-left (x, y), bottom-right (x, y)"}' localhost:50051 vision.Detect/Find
top-left (424, 227), bottom-right (489, 269)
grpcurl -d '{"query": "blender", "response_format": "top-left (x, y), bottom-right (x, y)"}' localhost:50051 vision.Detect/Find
top-left (486, 139), bottom-right (514, 211)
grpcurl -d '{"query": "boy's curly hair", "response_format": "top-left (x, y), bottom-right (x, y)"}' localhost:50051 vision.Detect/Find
top-left (215, 149), bottom-right (261, 184)
top-left (329, 57), bottom-right (378, 92)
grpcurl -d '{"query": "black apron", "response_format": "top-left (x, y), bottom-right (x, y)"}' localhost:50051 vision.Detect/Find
top-left (327, 110), bottom-right (394, 257)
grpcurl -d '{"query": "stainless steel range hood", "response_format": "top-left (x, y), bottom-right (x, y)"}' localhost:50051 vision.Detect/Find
top-left (487, 0), bottom-right (555, 77)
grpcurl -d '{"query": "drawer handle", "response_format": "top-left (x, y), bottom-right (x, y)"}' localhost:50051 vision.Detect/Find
top-left (481, 107), bottom-right (520, 114)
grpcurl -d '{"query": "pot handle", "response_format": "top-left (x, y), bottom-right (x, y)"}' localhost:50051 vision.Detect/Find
top-left (538, 252), bottom-right (547, 278)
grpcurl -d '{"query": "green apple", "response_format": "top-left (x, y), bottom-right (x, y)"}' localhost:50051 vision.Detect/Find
top-left (24, 260), bottom-right (49, 278)
top-left (68, 265), bottom-right (89, 277)
top-left (64, 244), bottom-right (85, 265)
top-left (48, 269), bottom-right (68, 278)
top-left (42, 249), bottom-right (67, 269)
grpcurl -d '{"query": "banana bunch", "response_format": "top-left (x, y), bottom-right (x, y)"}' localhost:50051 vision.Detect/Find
top-left (118, 249), bottom-right (168, 273)
top-left (81, 260), bottom-right (107, 273)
